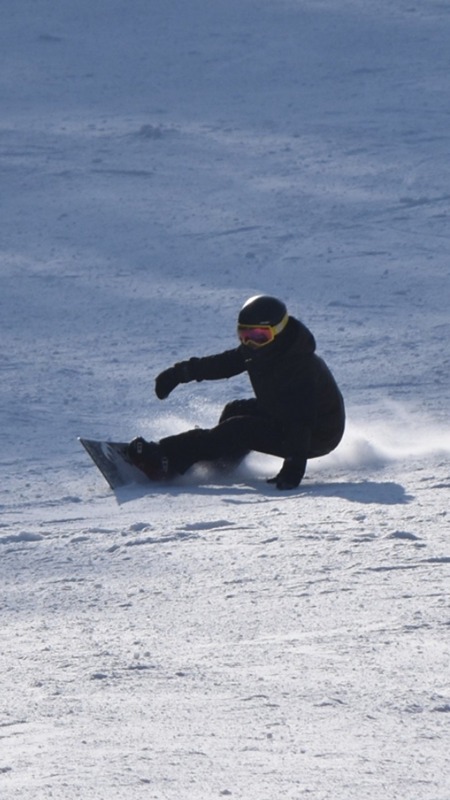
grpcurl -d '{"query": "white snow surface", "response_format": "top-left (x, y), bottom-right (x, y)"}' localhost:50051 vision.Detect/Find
top-left (1, 1), bottom-right (450, 798)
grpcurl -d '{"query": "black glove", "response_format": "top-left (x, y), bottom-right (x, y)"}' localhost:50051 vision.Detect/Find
top-left (155, 367), bottom-right (180, 399)
top-left (155, 362), bottom-right (193, 400)
top-left (267, 456), bottom-right (306, 490)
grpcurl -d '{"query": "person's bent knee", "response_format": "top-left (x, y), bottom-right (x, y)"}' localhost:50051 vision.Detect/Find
top-left (219, 398), bottom-right (258, 423)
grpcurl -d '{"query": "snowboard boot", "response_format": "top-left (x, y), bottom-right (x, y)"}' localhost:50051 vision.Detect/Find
top-left (127, 437), bottom-right (173, 481)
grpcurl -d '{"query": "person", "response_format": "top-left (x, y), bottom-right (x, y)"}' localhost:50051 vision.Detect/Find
top-left (127, 295), bottom-right (345, 490)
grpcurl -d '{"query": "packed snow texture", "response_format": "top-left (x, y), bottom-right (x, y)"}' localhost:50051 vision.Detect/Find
top-left (1, 1), bottom-right (449, 798)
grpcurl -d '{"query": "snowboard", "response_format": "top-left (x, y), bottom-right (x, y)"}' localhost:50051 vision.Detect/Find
top-left (79, 438), bottom-right (153, 490)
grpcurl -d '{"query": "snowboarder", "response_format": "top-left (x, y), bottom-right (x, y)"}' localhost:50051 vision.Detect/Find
top-left (127, 295), bottom-right (345, 490)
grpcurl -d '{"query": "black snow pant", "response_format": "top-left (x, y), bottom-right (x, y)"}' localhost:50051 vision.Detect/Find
top-left (158, 398), bottom-right (343, 476)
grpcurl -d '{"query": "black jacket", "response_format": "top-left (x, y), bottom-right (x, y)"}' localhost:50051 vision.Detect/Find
top-left (181, 317), bottom-right (345, 459)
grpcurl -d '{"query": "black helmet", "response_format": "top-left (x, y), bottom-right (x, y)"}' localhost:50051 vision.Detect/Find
top-left (237, 295), bottom-right (289, 348)
top-left (238, 295), bottom-right (287, 326)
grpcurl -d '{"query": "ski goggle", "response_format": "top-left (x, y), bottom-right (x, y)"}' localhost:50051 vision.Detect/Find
top-left (238, 313), bottom-right (288, 348)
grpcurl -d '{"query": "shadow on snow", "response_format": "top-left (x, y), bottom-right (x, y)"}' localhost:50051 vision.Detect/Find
top-left (113, 477), bottom-right (413, 506)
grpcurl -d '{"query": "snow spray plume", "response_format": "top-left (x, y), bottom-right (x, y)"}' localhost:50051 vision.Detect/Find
top-left (324, 401), bottom-right (450, 471)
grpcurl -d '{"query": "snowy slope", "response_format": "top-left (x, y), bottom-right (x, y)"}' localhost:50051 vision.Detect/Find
top-left (1, 1), bottom-right (450, 798)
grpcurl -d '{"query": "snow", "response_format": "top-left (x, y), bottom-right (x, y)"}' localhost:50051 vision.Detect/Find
top-left (1, 0), bottom-right (450, 797)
